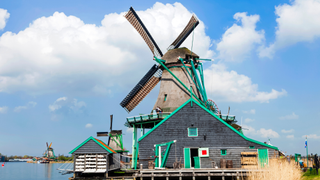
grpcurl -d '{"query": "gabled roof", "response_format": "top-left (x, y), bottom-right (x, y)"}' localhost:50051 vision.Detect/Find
top-left (138, 98), bottom-right (279, 150)
top-left (69, 136), bottom-right (116, 154)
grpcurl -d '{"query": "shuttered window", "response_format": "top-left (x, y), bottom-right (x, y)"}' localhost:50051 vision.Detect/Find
top-left (188, 128), bottom-right (198, 137)
top-left (221, 149), bottom-right (227, 155)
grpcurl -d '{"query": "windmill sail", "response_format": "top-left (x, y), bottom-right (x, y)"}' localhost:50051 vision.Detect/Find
top-left (125, 7), bottom-right (163, 58)
top-left (120, 64), bottom-right (162, 112)
top-left (167, 14), bottom-right (199, 50)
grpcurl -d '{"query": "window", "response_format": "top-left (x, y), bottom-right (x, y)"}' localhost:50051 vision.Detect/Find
top-left (188, 127), bottom-right (198, 137)
top-left (164, 94), bottom-right (167, 101)
top-left (221, 149), bottom-right (227, 156)
top-left (249, 146), bottom-right (255, 149)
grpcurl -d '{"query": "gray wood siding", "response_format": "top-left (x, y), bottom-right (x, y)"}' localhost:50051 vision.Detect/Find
top-left (72, 139), bottom-right (110, 154)
top-left (139, 102), bottom-right (278, 168)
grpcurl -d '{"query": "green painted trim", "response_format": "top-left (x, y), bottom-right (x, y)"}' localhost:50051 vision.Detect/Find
top-left (250, 146), bottom-right (255, 149)
top-left (221, 149), bottom-right (227, 156)
top-left (190, 60), bottom-right (206, 102)
top-left (154, 57), bottom-right (204, 106)
top-left (138, 98), bottom-right (279, 151)
top-left (191, 99), bottom-right (279, 150)
top-left (138, 99), bottom-right (192, 142)
top-left (69, 136), bottom-right (115, 154)
top-left (188, 127), bottom-right (198, 137)
top-left (164, 94), bottom-right (167, 101)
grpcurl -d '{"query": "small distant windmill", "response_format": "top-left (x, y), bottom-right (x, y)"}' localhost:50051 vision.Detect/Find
top-left (43, 142), bottom-right (56, 159)
top-left (97, 115), bottom-right (126, 153)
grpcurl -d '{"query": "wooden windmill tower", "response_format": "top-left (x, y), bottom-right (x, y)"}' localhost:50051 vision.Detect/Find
top-left (97, 115), bottom-right (126, 153)
top-left (43, 142), bottom-right (56, 160)
top-left (120, 7), bottom-right (212, 113)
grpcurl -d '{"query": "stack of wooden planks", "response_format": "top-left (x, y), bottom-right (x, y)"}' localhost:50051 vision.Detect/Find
top-left (241, 152), bottom-right (258, 169)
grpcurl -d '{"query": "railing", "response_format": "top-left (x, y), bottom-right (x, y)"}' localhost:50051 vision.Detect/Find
top-left (126, 112), bottom-right (172, 123)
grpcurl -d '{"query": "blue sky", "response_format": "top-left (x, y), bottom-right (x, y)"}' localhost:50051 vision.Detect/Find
top-left (0, 0), bottom-right (319, 157)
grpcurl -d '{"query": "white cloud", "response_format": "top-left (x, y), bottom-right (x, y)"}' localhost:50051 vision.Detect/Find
top-left (303, 134), bottom-right (320, 139)
top-left (85, 123), bottom-right (93, 128)
top-left (49, 97), bottom-right (67, 111)
top-left (257, 128), bottom-right (280, 138)
top-left (14, 101), bottom-right (37, 112)
top-left (242, 125), bottom-right (279, 138)
top-left (126, 127), bottom-right (134, 133)
top-left (0, 8), bottom-right (10, 30)
top-left (243, 109), bottom-right (255, 114)
top-left (216, 12), bottom-right (265, 62)
top-left (0, 106), bottom-right (8, 113)
top-left (281, 129), bottom-right (294, 133)
top-left (259, 0), bottom-right (320, 58)
top-left (279, 112), bottom-right (299, 120)
top-left (49, 97), bottom-right (86, 113)
top-left (286, 135), bottom-right (294, 139)
top-left (0, 3), bottom-right (212, 95)
top-left (204, 64), bottom-right (287, 102)
top-left (244, 118), bottom-right (255, 123)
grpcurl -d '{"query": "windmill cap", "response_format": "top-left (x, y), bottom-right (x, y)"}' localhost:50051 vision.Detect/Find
top-left (162, 47), bottom-right (199, 63)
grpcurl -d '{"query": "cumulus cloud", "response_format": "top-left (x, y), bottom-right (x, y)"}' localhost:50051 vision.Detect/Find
top-left (85, 123), bottom-right (93, 128)
top-left (281, 129), bottom-right (294, 133)
top-left (242, 125), bottom-right (279, 138)
top-left (286, 135), bottom-right (294, 139)
top-left (0, 106), bottom-right (8, 113)
top-left (216, 12), bottom-right (265, 62)
top-left (0, 3), bottom-right (212, 95)
top-left (259, 0), bottom-right (320, 58)
top-left (49, 97), bottom-right (86, 120)
top-left (204, 64), bottom-right (287, 102)
top-left (243, 109), bottom-right (255, 114)
top-left (303, 134), bottom-right (320, 139)
top-left (244, 118), bottom-right (255, 123)
top-left (0, 8), bottom-right (10, 30)
top-left (279, 112), bottom-right (299, 120)
top-left (14, 101), bottom-right (37, 112)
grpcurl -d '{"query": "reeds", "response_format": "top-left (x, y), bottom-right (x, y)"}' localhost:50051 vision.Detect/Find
top-left (247, 159), bottom-right (302, 180)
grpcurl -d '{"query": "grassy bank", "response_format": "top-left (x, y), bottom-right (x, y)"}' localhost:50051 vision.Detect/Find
top-left (302, 169), bottom-right (320, 180)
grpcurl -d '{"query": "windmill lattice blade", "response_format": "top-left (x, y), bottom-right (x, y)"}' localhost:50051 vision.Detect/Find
top-left (120, 65), bottom-right (162, 112)
top-left (49, 142), bottom-right (52, 148)
top-left (125, 7), bottom-right (163, 58)
top-left (167, 14), bottom-right (199, 50)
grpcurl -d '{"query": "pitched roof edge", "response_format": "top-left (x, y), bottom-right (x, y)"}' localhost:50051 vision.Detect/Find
top-left (138, 99), bottom-right (192, 142)
top-left (191, 99), bottom-right (279, 151)
top-left (69, 136), bottom-right (116, 154)
top-left (94, 138), bottom-right (116, 153)
top-left (139, 98), bottom-right (279, 151)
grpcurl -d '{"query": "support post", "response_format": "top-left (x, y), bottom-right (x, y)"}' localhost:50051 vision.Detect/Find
top-left (132, 125), bottom-right (137, 169)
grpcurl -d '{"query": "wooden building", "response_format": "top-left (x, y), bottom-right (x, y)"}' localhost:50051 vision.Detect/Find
top-left (69, 136), bottom-right (121, 177)
top-left (138, 99), bottom-right (279, 169)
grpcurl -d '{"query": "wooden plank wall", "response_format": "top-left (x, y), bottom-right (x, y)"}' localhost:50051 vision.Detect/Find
top-left (139, 102), bottom-right (278, 169)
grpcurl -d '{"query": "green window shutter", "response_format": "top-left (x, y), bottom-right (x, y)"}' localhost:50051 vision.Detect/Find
top-left (188, 128), bottom-right (198, 137)
top-left (164, 94), bottom-right (167, 101)
top-left (249, 146), bottom-right (255, 149)
top-left (221, 149), bottom-right (227, 156)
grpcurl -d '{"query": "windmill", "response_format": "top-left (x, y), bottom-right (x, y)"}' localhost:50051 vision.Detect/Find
top-left (43, 142), bottom-right (56, 159)
top-left (120, 7), bottom-right (214, 114)
top-left (97, 115), bottom-right (126, 152)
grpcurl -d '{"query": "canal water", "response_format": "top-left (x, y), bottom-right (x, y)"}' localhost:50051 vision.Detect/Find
top-left (0, 162), bottom-right (72, 180)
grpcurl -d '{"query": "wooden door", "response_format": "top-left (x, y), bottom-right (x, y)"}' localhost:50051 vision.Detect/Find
top-left (258, 149), bottom-right (269, 168)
